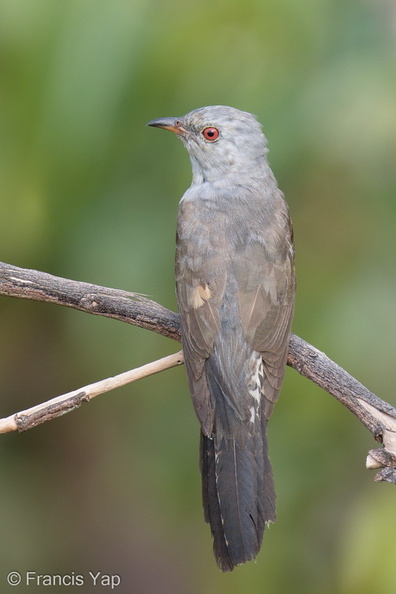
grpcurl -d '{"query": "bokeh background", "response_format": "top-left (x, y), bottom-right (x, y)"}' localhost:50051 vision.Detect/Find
top-left (0, 0), bottom-right (395, 592)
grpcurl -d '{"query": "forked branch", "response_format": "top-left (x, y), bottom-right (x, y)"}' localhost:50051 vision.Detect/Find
top-left (1, 261), bottom-right (395, 482)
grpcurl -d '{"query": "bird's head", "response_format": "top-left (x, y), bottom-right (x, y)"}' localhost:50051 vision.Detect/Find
top-left (147, 105), bottom-right (269, 184)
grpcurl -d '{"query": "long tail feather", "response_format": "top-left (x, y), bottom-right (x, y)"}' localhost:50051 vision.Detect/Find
top-left (200, 416), bottom-right (275, 571)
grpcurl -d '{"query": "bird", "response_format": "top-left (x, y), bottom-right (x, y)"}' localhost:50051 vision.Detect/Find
top-left (147, 106), bottom-right (295, 571)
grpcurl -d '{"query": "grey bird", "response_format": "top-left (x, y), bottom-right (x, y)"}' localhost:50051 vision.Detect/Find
top-left (148, 106), bottom-right (295, 571)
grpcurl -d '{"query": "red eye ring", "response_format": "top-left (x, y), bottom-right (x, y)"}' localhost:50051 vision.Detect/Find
top-left (202, 127), bottom-right (219, 142)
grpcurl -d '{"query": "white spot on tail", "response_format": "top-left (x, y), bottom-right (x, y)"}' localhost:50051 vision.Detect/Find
top-left (248, 354), bottom-right (263, 404)
top-left (249, 405), bottom-right (256, 424)
top-left (248, 354), bottom-right (263, 425)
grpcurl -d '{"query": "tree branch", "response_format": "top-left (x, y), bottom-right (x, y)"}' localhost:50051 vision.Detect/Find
top-left (0, 261), bottom-right (179, 341)
top-left (1, 261), bottom-right (395, 482)
top-left (0, 351), bottom-right (184, 434)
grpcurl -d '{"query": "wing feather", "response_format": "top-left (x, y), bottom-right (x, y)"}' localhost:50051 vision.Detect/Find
top-left (233, 237), bottom-right (295, 418)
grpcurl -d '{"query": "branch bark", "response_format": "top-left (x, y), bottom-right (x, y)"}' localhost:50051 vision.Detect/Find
top-left (1, 261), bottom-right (395, 482)
top-left (0, 351), bottom-right (184, 434)
top-left (0, 261), bottom-right (179, 340)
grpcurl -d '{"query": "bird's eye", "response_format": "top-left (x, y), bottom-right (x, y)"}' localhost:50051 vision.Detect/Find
top-left (202, 127), bottom-right (219, 142)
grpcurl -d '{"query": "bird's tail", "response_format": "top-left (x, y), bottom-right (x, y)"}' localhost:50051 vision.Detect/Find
top-left (200, 411), bottom-right (276, 572)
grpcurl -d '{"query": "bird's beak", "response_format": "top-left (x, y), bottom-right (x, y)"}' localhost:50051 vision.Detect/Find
top-left (147, 117), bottom-right (185, 135)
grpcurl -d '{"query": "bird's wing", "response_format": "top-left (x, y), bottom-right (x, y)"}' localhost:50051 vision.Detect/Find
top-left (176, 231), bottom-right (227, 435)
top-left (176, 190), bottom-right (295, 427)
top-left (232, 220), bottom-right (295, 418)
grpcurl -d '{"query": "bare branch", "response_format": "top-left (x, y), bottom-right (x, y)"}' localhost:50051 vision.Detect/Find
top-left (287, 334), bottom-right (396, 444)
top-left (1, 261), bottom-right (396, 479)
top-left (0, 261), bottom-right (180, 341)
top-left (0, 351), bottom-right (184, 434)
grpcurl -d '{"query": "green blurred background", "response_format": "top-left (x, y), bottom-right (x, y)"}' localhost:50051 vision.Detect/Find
top-left (0, 0), bottom-right (395, 592)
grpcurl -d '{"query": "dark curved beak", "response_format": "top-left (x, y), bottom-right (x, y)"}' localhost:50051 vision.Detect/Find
top-left (147, 117), bottom-right (184, 135)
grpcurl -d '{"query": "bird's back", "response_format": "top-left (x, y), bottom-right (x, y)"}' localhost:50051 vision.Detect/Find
top-left (176, 180), bottom-right (294, 570)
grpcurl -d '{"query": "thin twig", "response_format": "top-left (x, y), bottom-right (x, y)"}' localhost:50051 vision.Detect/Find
top-left (1, 261), bottom-right (396, 481)
top-left (0, 351), bottom-right (184, 434)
